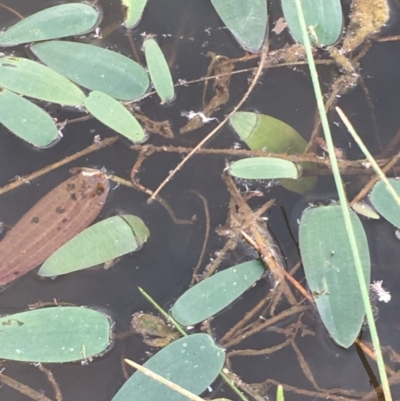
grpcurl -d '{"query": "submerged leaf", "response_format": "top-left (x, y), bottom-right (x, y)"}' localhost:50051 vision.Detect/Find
top-left (143, 38), bottom-right (175, 103)
top-left (0, 307), bottom-right (111, 362)
top-left (282, 0), bottom-right (343, 46)
top-left (171, 260), bottom-right (265, 326)
top-left (0, 170), bottom-right (109, 285)
top-left (0, 57), bottom-right (86, 106)
top-left (370, 179), bottom-right (400, 228)
top-left (112, 334), bottom-right (225, 401)
top-left (121, 0), bottom-right (148, 28)
top-left (31, 41), bottom-right (149, 101)
top-left (0, 89), bottom-right (59, 147)
top-left (229, 157), bottom-right (299, 179)
top-left (39, 215), bottom-right (150, 277)
top-left (85, 91), bottom-right (146, 142)
top-left (230, 111), bottom-right (317, 194)
top-left (0, 3), bottom-right (100, 47)
top-left (299, 205), bottom-right (370, 348)
top-left (210, 0), bottom-right (267, 52)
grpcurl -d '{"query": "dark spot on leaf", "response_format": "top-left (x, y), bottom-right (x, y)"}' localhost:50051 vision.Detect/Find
top-left (70, 193), bottom-right (77, 201)
top-left (31, 216), bottom-right (39, 224)
top-left (62, 218), bottom-right (68, 223)
top-left (13, 271), bottom-right (19, 276)
top-left (55, 206), bottom-right (65, 214)
top-left (1, 63), bottom-right (17, 68)
top-left (66, 183), bottom-right (75, 191)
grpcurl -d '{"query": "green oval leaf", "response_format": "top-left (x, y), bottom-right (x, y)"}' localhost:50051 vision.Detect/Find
top-left (0, 57), bottom-right (86, 106)
top-left (0, 89), bottom-right (58, 147)
top-left (112, 333), bottom-right (225, 401)
top-left (0, 307), bottom-right (111, 362)
top-left (171, 260), bottom-right (265, 326)
top-left (370, 179), bottom-right (400, 228)
top-left (31, 41), bottom-right (149, 101)
top-left (299, 205), bottom-right (370, 348)
top-left (229, 157), bottom-right (299, 180)
top-left (230, 111), bottom-right (317, 194)
top-left (210, 0), bottom-right (267, 52)
top-left (85, 91), bottom-right (146, 142)
top-left (38, 215), bottom-right (150, 277)
top-left (143, 37), bottom-right (175, 103)
top-left (0, 4), bottom-right (100, 47)
top-left (281, 0), bottom-right (343, 46)
top-left (122, 0), bottom-right (148, 28)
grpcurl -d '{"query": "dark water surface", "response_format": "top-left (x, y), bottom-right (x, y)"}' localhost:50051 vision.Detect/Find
top-left (1, 0), bottom-right (400, 400)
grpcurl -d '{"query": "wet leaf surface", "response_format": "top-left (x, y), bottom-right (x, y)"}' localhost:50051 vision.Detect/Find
top-left (0, 306), bottom-right (112, 362)
top-left (0, 56), bottom-right (86, 106)
top-left (0, 89), bottom-right (59, 147)
top-left (38, 214), bottom-right (150, 277)
top-left (143, 37), bottom-right (175, 103)
top-left (85, 91), bottom-right (147, 142)
top-left (0, 4), bottom-right (100, 47)
top-left (112, 333), bottom-right (225, 401)
top-left (31, 41), bottom-right (149, 101)
top-left (299, 205), bottom-right (370, 348)
top-left (0, 170), bottom-right (109, 285)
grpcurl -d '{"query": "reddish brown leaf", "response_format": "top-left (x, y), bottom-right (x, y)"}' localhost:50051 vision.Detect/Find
top-left (0, 169), bottom-right (109, 285)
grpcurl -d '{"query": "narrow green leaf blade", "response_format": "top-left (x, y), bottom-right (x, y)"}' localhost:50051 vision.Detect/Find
top-left (112, 334), bottom-right (225, 401)
top-left (0, 307), bottom-right (111, 362)
top-left (210, 0), bottom-right (267, 52)
top-left (144, 38), bottom-right (175, 103)
top-left (171, 260), bottom-right (265, 326)
top-left (0, 4), bottom-right (100, 47)
top-left (85, 91), bottom-right (146, 142)
top-left (121, 0), bottom-right (148, 28)
top-left (229, 157), bottom-right (299, 179)
top-left (0, 57), bottom-right (86, 106)
top-left (0, 89), bottom-right (58, 147)
top-left (281, 0), bottom-right (343, 46)
top-left (230, 111), bottom-right (317, 194)
top-left (31, 41), bottom-right (149, 101)
top-left (38, 215), bottom-right (150, 277)
top-left (370, 179), bottom-right (400, 228)
top-left (299, 205), bottom-right (370, 348)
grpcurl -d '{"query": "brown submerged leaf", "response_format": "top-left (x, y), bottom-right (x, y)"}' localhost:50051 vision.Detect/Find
top-left (0, 169), bottom-right (109, 285)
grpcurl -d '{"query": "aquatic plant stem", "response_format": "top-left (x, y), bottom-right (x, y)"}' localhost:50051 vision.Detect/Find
top-left (124, 359), bottom-right (206, 401)
top-left (294, 1), bottom-right (391, 400)
top-left (137, 287), bottom-right (250, 401)
top-left (336, 106), bottom-right (400, 208)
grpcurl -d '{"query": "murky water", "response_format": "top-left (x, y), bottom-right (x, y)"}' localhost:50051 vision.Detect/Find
top-left (1, 0), bottom-right (400, 400)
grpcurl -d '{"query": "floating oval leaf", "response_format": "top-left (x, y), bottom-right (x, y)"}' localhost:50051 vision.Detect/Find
top-left (0, 307), bottom-right (111, 362)
top-left (0, 4), bottom-right (100, 47)
top-left (281, 0), bottom-right (343, 46)
top-left (370, 179), bottom-right (400, 228)
top-left (299, 205), bottom-right (370, 348)
top-left (0, 89), bottom-right (59, 147)
top-left (112, 333), bottom-right (225, 401)
top-left (230, 111), bottom-right (317, 194)
top-left (352, 202), bottom-right (380, 220)
top-left (143, 38), bottom-right (175, 103)
top-left (210, 0), bottom-right (267, 52)
top-left (0, 57), bottom-right (86, 106)
top-left (171, 260), bottom-right (265, 326)
top-left (85, 91), bottom-right (146, 142)
top-left (122, 0), bottom-right (148, 28)
top-left (39, 215), bottom-right (149, 277)
top-left (229, 157), bottom-right (299, 180)
top-left (31, 41), bottom-right (149, 101)
top-left (0, 170), bottom-right (109, 285)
